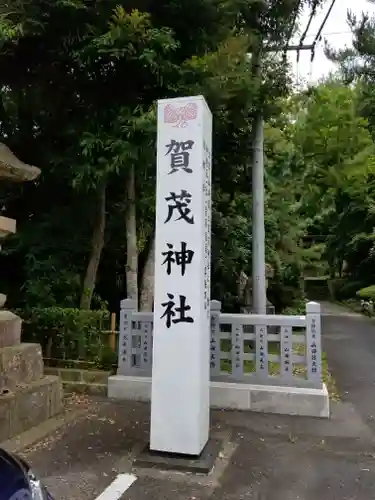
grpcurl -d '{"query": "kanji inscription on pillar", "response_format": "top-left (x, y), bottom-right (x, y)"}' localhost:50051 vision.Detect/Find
top-left (151, 96), bottom-right (212, 456)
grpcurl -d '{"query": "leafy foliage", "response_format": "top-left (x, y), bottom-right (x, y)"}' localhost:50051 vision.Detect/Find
top-left (0, 0), bottom-right (316, 314)
top-left (21, 307), bottom-right (113, 367)
top-left (357, 285), bottom-right (375, 301)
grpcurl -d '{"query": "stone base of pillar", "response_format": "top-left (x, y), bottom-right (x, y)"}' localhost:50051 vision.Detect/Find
top-left (0, 311), bottom-right (22, 348)
top-left (133, 438), bottom-right (222, 474)
top-left (0, 342), bottom-right (64, 442)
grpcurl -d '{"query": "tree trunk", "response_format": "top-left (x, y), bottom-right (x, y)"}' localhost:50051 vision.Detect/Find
top-left (80, 182), bottom-right (106, 310)
top-left (140, 235), bottom-right (155, 311)
top-left (126, 165), bottom-right (138, 309)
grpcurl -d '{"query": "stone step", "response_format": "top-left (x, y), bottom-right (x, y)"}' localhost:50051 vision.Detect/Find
top-left (0, 375), bottom-right (63, 443)
top-left (0, 343), bottom-right (44, 393)
top-left (0, 311), bottom-right (21, 348)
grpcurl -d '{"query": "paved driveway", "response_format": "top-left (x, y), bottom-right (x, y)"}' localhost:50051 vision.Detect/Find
top-left (4, 302), bottom-right (375, 499)
top-left (9, 392), bottom-right (375, 500)
top-left (321, 301), bottom-right (375, 431)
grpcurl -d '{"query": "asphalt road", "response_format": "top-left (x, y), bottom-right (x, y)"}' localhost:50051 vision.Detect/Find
top-left (19, 396), bottom-right (375, 500)
top-left (10, 302), bottom-right (375, 499)
top-left (321, 302), bottom-right (375, 431)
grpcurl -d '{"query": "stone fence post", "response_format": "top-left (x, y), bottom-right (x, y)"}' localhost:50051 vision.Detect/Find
top-left (117, 299), bottom-right (136, 376)
top-left (305, 301), bottom-right (322, 387)
top-left (210, 300), bottom-right (221, 377)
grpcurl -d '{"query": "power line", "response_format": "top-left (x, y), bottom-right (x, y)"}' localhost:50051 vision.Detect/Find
top-left (312, 0), bottom-right (338, 46)
top-left (310, 0), bottom-right (338, 62)
top-left (264, 44), bottom-right (314, 52)
top-left (249, 1), bottom-right (338, 311)
top-left (291, 0), bottom-right (339, 85)
top-left (297, 0), bottom-right (320, 61)
top-left (284, 0), bottom-right (303, 57)
top-left (304, 30), bottom-right (351, 38)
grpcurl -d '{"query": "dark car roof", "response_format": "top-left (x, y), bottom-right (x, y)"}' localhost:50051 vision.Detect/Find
top-left (0, 448), bottom-right (30, 500)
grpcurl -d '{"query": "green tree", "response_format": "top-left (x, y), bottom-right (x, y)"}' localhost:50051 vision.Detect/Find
top-left (289, 77), bottom-right (375, 283)
top-left (0, 0), bottom-right (325, 312)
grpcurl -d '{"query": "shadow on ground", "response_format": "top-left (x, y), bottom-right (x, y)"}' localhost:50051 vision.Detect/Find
top-left (14, 391), bottom-right (375, 500)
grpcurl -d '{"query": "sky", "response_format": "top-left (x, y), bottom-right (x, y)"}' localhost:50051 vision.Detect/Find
top-left (289, 0), bottom-right (375, 86)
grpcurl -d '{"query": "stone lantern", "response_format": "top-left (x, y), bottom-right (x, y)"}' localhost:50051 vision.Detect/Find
top-left (238, 263), bottom-right (275, 314)
top-left (0, 143), bottom-right (62, 442)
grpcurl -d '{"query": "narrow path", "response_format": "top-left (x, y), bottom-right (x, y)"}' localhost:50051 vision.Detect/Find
top-left (322, 301), bottom-right (375, 429)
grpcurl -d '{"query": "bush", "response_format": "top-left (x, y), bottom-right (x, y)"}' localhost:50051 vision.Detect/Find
top-left (330, 279), bottom-right (364, 300)
top-left (356, 285), bottom-right (375, 301)
top-left (267, 261), bottom-right (305, 313)
top-left (282, 299), bottom-right (306, 315)
top-left (19, 307), bottom-right (114, 369)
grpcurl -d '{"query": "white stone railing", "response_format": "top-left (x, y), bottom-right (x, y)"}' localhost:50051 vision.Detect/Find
top-left (117, 299), bottom-right (322, 389)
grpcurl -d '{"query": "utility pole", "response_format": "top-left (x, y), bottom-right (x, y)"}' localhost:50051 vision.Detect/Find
top-left (250, 0), bottom-right (335, 315)
top-left (251, 36), bottom-right (266, 315)
top-left (250, 41), bottom-right (313, 315)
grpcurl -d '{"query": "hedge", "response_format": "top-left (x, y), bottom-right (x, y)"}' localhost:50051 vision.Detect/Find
top-left (329, 279), bottom-right (364, 300)
top-left (356, 285), bottom-right (375, 301)
top-left (19, 307), bottom-right (117, 369)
